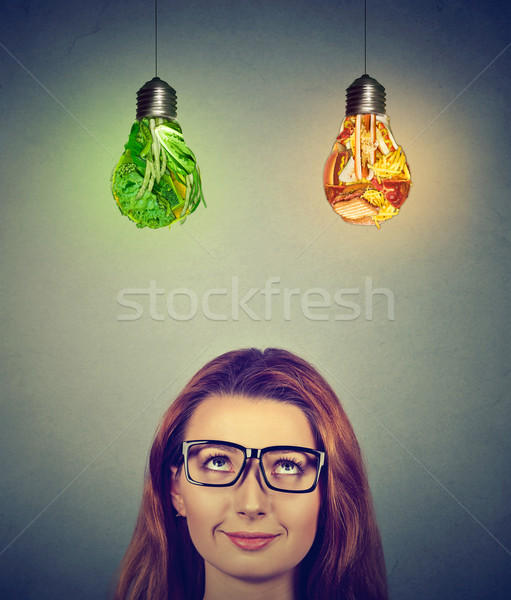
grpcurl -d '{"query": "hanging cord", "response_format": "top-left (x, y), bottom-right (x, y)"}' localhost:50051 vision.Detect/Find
top-left (364, 0), bottom-right (367, 74)
top-left (155, 0), bottom-right (158, 76)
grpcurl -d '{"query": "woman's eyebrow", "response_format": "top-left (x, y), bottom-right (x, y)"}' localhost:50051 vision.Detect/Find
top-left (264, 448), bottom-right (307, 455)
top-left (200, 443), bottom-right (238, 452)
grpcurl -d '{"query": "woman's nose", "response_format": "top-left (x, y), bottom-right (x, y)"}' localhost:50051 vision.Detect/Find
top-left (233, 459), bottom-right (269, 518)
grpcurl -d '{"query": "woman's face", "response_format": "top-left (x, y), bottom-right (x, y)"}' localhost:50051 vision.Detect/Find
top-left (171, 394), bottom-right (321, 586)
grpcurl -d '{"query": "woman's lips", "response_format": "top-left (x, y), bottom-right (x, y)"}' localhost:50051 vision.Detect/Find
top-left (224, 531), bottom-right (279, 550)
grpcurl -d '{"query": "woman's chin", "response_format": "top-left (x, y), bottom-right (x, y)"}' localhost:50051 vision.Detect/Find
top-left (206, 557), bottom-right (295, 586)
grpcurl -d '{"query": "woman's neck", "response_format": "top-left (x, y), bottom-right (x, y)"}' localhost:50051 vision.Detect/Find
top-left (202, 563), bottom-right (297, 600)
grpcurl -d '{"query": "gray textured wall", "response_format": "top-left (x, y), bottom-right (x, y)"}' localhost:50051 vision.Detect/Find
top-left (1, 1), bottom-right (510, 598)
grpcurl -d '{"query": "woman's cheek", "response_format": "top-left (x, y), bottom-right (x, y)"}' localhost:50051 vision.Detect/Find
top-left (277, 491), bottom-right (321, 553)
top-left (182, 487), bottom-right (229, 539)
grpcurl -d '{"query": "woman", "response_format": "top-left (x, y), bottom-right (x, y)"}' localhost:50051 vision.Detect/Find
top-left (113, 348), bottom-right (388, 600)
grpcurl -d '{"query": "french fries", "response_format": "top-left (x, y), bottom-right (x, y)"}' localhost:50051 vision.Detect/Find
top-left (369, 146), bottom-right (409, 183)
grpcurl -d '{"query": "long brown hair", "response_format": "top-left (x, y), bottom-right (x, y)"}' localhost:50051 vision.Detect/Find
top-left (113, 348), bottom-right (388, 600)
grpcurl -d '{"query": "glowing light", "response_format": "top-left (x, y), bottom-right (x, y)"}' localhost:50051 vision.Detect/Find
top-left (324, 2), bottom-right (412, 227)
top-left (324, 74), bottom-right (411, 228)
top-left (111, 77), bottom-right (205, 229)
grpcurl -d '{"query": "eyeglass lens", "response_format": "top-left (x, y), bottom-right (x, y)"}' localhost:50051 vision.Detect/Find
top-left (186, 442), bottom-right (319, 491)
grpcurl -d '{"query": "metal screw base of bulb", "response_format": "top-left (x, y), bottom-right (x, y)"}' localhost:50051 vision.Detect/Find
top-left (345, 74), bottom-right (386, 116)
top-left (136, 77), bottom-right (177, 121)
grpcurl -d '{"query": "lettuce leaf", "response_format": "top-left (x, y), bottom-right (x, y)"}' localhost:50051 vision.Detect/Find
top-left (111, 155), bottom-right (179, 229)
top-left (111, 118), bottom-right (204, 229)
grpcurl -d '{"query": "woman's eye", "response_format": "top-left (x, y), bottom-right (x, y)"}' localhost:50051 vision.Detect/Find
top-left (204, 456), bottom-right (233, 471)
top-left (273, 460), bottom-right (301, 475)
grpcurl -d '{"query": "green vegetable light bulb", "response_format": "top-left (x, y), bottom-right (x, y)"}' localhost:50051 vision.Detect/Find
top-left (111, 77), bottom-right (205, 229)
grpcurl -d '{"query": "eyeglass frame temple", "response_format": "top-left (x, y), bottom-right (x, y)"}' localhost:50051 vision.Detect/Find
top-left (179, 440), bottom-right (326, 494)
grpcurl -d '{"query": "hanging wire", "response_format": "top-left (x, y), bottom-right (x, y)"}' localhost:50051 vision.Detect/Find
top-left (364, 0), bottom-right (367, 74)
top-left (155, 0), bottom-right (158, 76)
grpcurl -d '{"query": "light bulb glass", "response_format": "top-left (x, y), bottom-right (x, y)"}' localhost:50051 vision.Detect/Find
top-left (324, 75), bottom-right (411, 228)
top-left (111, 78), bottom-right (205, 229)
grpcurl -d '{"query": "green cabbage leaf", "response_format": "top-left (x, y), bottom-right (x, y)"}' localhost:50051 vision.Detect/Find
top-left (111, 118), bottom-right (205, 229)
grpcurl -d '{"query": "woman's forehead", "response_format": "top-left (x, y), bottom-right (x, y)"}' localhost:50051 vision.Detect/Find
top-left (185, 394), bottom-right (317, 449)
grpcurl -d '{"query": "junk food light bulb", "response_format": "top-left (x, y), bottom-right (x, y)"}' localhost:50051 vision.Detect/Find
top-left (323, 74), bottom-right (411, 227)
top-left (111, 77), bottom-right (205, 229)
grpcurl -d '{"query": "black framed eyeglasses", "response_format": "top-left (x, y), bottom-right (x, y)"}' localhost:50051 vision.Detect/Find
top-left (180, 440), bottom-right (326, 494)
